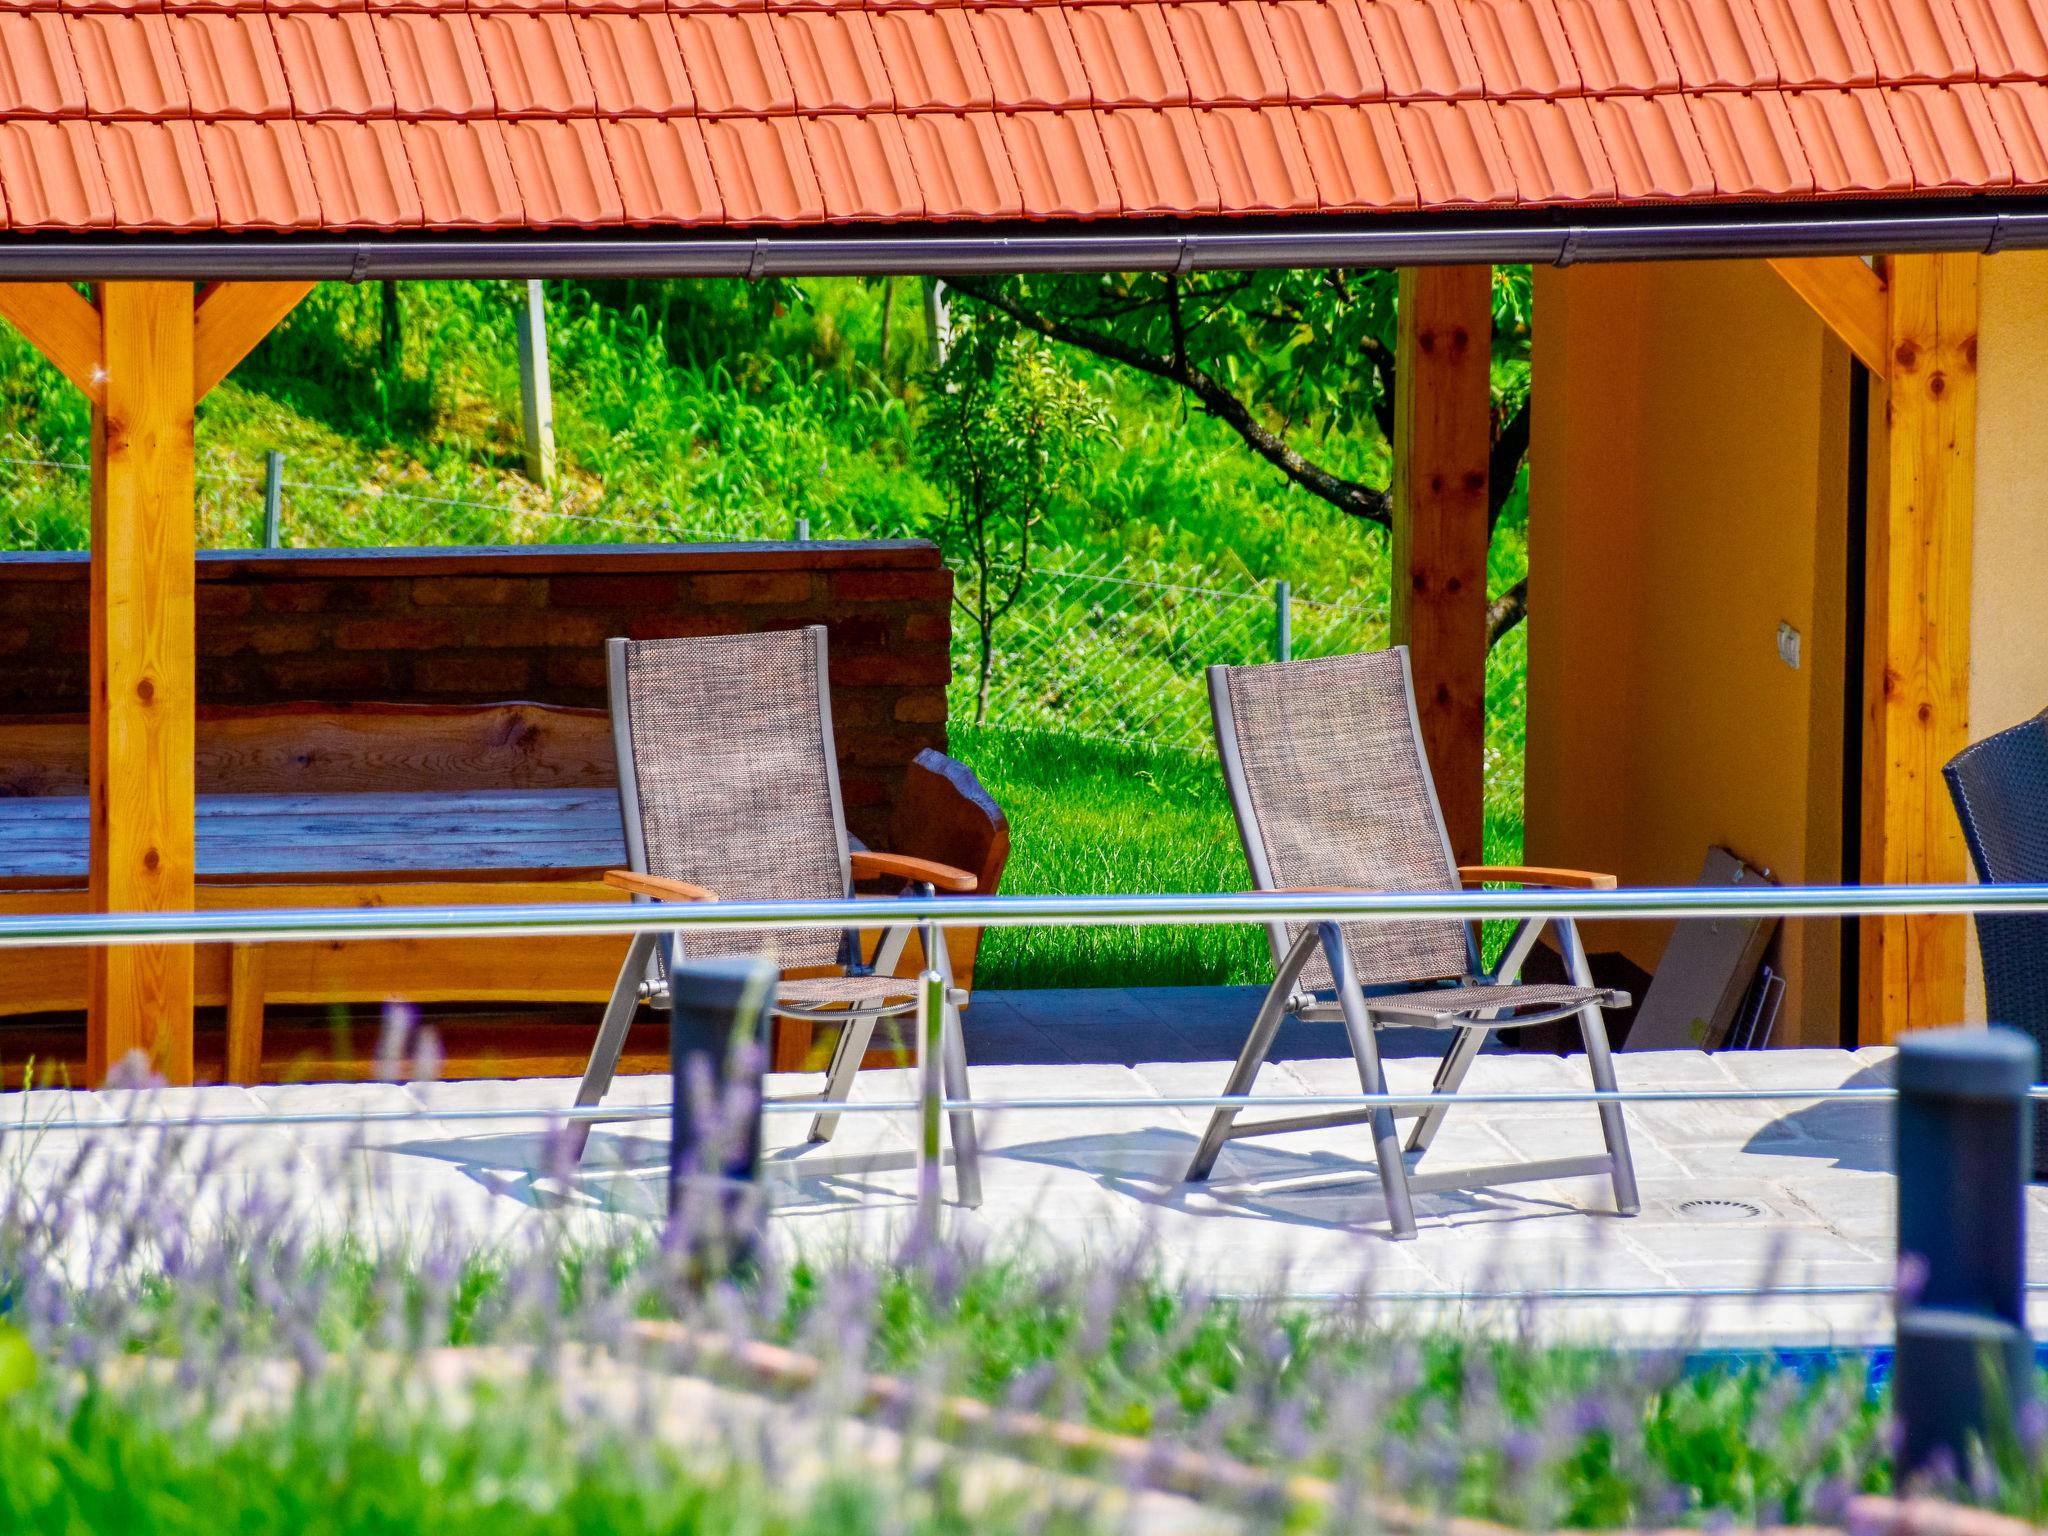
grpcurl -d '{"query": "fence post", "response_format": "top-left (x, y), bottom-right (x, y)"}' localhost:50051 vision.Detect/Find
top-left (667, 953), bottom-right (773, 1269)
top-left (1893, 1024), bottom-right (2036, 1481)
top-left (1274, 580), bottom-right (1292, 662)
top-left (261, 450), bottom-right (283, 549)
top-left (911, 956), bottom-right (947, 1245)
top-left (515, 279), bottom-right (556, 489)
top-left (793, 517), bottom-right (811, 543)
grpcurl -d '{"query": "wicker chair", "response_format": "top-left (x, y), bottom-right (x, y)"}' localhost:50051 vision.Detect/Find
top-left (572, 627), bottom-right (981, 1204)
top-left (1185, 646), bottom-right (1640, 1240)
top-left (1943, 708), bottom-right (2048, 1180)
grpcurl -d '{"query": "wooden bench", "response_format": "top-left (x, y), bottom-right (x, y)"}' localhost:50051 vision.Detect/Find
top-left (0, 702), bottom-right (1007, 1081)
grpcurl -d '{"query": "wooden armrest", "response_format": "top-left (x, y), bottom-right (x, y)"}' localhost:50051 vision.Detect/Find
top-left (850, 849), bottom-right (977, 893)
top-left (604, 870), bottom-right (717, 902)
top-left (1458, 864), bottom-right (1618, 890)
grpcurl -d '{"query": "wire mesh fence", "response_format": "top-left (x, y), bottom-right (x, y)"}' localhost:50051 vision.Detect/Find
top-left (0, 449), bottom-right (1387, 754)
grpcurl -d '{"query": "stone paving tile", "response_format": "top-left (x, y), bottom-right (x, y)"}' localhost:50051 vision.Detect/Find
top-left (250, 1081), bottom-right (451, 1149)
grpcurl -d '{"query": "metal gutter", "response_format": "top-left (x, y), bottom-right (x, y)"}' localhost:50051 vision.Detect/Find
top-left (0, 202), bottom-right (2046, 278)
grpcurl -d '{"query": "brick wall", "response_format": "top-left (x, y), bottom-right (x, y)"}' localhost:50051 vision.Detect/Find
top-left (0, 542), bottom-right (951, 841)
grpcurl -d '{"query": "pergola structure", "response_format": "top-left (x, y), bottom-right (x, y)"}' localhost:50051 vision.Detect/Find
top-left (1, 0), bottom-right (2044, 1078)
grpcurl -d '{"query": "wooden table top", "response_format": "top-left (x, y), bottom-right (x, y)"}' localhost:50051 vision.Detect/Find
top-left (0, 788), bottom-right (627, 889)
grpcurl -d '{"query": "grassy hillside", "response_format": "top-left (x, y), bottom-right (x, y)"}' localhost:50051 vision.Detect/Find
top-left (0, 278), bottom-right (1527, 988)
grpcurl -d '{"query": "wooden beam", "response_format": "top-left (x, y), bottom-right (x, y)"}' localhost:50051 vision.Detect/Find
top-left (88, 281), bottom-right (197, 1086)
top-left (1392, 265), bottom-right (1493, 866)
top-left (192, 280), bottom-right (314, 402)
top-left (1861, 252), bottom-right (1978, 1043)
top-left (1770, 257), bottom-right (1889, 374)
top-left (224, 943), bottom-right (266, 1084)
top-left (0, 282), bottom-right (102, 398)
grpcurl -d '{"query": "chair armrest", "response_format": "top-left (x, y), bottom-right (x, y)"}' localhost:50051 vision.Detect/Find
top-left (1458, 864), bottom-right (1618, 890)
top-left (850, 850), bottom-right (977, 893)
top-left (603, 870), bottom-right (717, 902)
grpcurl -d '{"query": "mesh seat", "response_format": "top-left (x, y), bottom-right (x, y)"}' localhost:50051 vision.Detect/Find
top-left (1944, 708), bottom-right (2048, 1179)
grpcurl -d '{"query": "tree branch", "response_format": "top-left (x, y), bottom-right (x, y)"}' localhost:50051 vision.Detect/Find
top-left (1487, 395), bottom-right (1531, 533)
top-left (1357, 334), bottom-right (1398, 445)
top-left (947, 276), bottom-right (1391, 528)
top-left (1487, 577), bottom-right (1528, 646)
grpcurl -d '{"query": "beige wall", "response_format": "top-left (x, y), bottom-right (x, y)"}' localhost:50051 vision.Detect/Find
top-left (1960, 251), bottom-right (2048, 1020)
top-left (1527, 260), bottom-right (1852, 1046)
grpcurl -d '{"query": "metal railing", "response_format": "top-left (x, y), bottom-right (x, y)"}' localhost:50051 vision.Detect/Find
top-left (5, 881), bottom-right (2045, 1287)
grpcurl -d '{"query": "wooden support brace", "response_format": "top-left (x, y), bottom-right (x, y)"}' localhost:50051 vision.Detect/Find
top-left (193, 281), bottom-right (315, 402)
top-left (0, 282), bottom-right (104, 399)
top-left (1392, 265), bottom-right (1494, 866)
top-left (1769, 258), bottom-right (1889, 374)
top-left (1861, 252), bottom-right (1978, 1043)
top-left (225, 943), bottom-right (267, 1085)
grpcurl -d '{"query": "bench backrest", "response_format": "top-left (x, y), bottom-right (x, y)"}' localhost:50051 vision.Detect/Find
top-left (0, 701), bottom-right (616, 798)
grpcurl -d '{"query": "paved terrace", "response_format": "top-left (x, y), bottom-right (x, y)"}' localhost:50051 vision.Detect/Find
top-left (2, 987), bottom-right (2015, 1349)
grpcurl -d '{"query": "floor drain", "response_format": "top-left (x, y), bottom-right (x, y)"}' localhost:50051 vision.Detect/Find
top-left (1677, 1197), bottom-right (1766, 1223)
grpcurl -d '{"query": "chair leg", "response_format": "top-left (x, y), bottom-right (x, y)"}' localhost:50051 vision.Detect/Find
top-left (1405, 1024), bottom-right (1486, 1156)
top-left (806, 1009), bottom-right (881, 1143)
top-left (940, 995), bottom-right (981, 1208)
top-left (1324, 923), bottom-right (1417, 1240)
top-left (566, 930), bottom-right (659, 1162)
top-left (1559, 918), bottom-right (1640, 1216)
top-left (1185, 926), bottom-right (1322, 1183)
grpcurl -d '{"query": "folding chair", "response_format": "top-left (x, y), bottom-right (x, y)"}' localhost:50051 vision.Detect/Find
top-left (572, 626), bottom-right (981, 1204)
top-left (1183, 646), bottom-right (1640, 1239)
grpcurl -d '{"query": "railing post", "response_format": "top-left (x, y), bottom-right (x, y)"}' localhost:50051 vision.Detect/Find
top-left (913, 956), bottom-right (947, 1241)
top-left (667, 953), bottom-right (772, 1270)
top-left (261, 449), bottom-right (283, 549)
top-left (1894, 1024), bottom-right (2036, 1481)
top-left (1274, 579), bottom-right (1292, 662)
top-left (793, 516), bottom-right (811, 543)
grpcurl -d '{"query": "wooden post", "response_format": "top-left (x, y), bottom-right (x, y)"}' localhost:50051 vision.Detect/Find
top-left (1862, 252), bottom-right (1978, 1043)
top-left (1392, 265), bottom-right (1493, 865)
top-left (88, 281), bottom-right (198, 1085)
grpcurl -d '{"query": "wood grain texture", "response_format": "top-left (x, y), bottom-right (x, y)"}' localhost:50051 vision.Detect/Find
top-left (0, 282), bottom-right (103, 399)
top-left (192, 281), bottom-right (315, 401)
top-left (0, 702), bottom-right (615, 798)
top-left (1861, 252), bottom-right (1978, 1043)
top-left (1392, 265), bottom-right (1493, 866)
top-left (225, 943), bottom-right (266, 1084)
top-left (1769, 257), bottom-right (1889, 374)
top-left (89, 281), bottom-right (197, 1086)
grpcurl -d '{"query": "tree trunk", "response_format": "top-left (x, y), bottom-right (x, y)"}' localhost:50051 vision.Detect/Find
top-left (878, 276), bottom-right (895, 379)
top-left (379, 280), bottom-right (402, 371)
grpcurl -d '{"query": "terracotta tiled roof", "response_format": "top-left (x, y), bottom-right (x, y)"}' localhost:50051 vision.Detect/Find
top-left (1, 0), bottom-right (2047, 232)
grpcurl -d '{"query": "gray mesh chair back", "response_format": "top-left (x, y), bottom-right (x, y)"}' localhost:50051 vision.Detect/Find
top-left (609, 627), bottom-right (850, 971)
top-left (1943, 708), bottom-right (2048, 1177)
top-left (1210, 646), bottom-right (1474, 992)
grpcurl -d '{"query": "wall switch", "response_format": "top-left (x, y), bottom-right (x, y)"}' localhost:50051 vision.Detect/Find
top-left (1777, 622), bottom-right (1802, 670)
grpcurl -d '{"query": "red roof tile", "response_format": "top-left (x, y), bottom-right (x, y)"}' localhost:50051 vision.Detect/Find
top-left (802, 112), bottom-right (923, 217)
top-left (0, 120), bottom-right (113, 227)
top-left (867, 8), bottom-right (991, 110)
top-left (2, 0), bottom-right (2048, 232)
top-left (996, 109), bottom-right (1121, 216)
top-left (774, 10), bottom-right (893, 112)
top-left (472, 13), bottom-right (593, 116)
top-left (573, 14), bottom-right (694, 115)
top-left (601, 116), bottom-right (722, 222)
top-left (271, 12), bottom-right (393, 117)
top-left (1293, 99), bottom-right (1418, 204)
top-left (896, 111), bottom-right (1021, 215)
top-left (670, 10), bottom-right (795, 114)
top-left (375, 13), bottom-right (493, 118)
top-left (968, 6), bottom-right (1091, 110)
top-left (298, 117), bottom-right (421, 225)
top-left (400, 118), bottom-right (522, 224)
top-left (0, 14), bottom-right (87, 117)
top-left (1065, 3), bottom-right (1192, 107)
top-left (95, 119), bottom-right (216, 226)
top-left (168, 14), bottom-right (290, 119)
top-left (1196, 104), bottom-right (1321, 207)
top-left (199, 118), bottom-right (322, 227)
